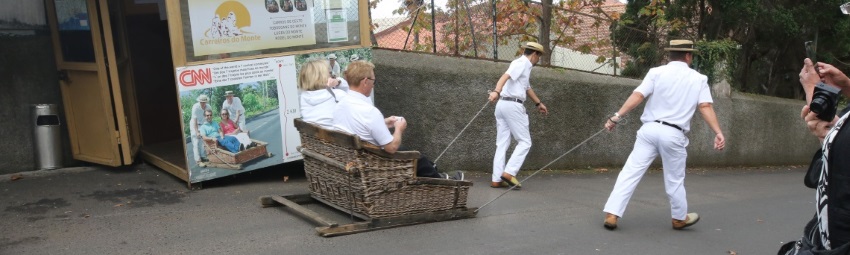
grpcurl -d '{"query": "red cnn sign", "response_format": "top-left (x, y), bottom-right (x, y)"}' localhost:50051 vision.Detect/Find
top-left (179, 68), bottom-right (213, 87)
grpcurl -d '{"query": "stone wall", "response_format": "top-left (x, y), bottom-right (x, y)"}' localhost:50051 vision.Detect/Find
top-left (372, 49), bottom-right (818, 171)
top-left (0, 34), bottom-right (76, 174)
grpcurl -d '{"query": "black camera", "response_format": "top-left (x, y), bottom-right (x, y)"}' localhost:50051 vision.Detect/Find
top-left (810, 82), bottom-right (841, 121)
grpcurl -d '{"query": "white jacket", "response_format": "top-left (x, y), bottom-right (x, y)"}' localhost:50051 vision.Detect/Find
top-left (300, 88), bottom-right (347, 129)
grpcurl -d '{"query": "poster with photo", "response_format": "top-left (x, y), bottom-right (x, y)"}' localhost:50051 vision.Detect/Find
top-left (175, 47), bottom-right (371, 183)
top-left (187, 0), bottom-right (317, 56)
top-left (176, 56), bottom-right (300, 183)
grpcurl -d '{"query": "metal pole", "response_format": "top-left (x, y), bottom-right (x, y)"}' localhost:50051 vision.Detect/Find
top-left (461, 0), bottom-right (477, 56)
top-left (403, 8), bottom-right (422, 50)
top-left (492, 0), bottom-right (497, 60)
top-left (432, 0), bottom-right (436, 53)
top-left (454, 0), bottom-right (459, 55)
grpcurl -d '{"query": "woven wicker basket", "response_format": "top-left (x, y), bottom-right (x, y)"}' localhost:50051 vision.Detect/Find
top-left (295, 119), bottom-right (471, 218)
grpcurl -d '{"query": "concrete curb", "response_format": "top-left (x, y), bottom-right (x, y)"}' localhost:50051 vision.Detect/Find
top-left (0, 166), bottom-right (98, 183)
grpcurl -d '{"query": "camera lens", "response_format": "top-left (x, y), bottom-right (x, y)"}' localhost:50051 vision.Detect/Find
top-left (811, 96), bottom-right (828, 114)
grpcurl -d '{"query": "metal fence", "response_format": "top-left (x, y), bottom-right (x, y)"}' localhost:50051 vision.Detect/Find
top-left (370, 0), bottom-right (643, 77)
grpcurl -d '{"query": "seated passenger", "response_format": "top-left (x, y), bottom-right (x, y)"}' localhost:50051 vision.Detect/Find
top-left (332, 61), bottom-right (463, 180)
top-left (299, 59), bottom-right (347, 129)
top-left (199, 109), bottom-right (240, 153)
top-left (218, 109), bottom-right (252, 151)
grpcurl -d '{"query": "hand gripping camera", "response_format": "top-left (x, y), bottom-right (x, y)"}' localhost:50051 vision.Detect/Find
top-left (810, 82), bottom-right (841, 121)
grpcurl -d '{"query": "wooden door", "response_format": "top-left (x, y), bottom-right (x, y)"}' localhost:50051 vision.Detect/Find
top-left (46, 0), bottom-right (141, 166)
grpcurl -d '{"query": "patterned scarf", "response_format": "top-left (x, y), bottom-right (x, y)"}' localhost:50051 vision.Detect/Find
top-left (817, 111), bottom-right (850, 249)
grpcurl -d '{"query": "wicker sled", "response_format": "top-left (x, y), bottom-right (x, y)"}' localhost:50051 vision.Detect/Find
top-left (260, 118), bottom-right (476, 237)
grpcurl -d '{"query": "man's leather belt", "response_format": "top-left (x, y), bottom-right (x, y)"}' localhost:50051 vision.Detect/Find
top-left (654, 120), bottom-right (683, 131)
top-left (500, 97), bottom-right (523, 103)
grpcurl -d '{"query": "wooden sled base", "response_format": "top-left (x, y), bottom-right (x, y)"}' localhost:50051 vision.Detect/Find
top-left (199, 152), bottom-right (274, 170)
top-left (259, 194), bottom-right (478, 237)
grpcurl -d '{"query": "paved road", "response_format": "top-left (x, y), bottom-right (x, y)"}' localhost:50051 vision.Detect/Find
top-left (0, 164), bottom-right (813, 254)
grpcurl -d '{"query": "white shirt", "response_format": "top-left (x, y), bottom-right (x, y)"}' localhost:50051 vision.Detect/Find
top-left (300, 88), bottom-right (347, 129)
top-left (190, 102), bottom-right (211, 132)
top-left (222, 97), bottom-right (245, 122)
top-left (635, 61), bottom-right (713, 133)
top-left (330, 61), bottom-right (341, 78)
top-left (499, 55), bottom-right (533, 101)
top-left (332, 91), bottom-right (393, 146)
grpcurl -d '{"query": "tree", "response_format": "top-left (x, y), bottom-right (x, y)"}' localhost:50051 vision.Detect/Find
top-left (371, 0), bottom-right (620, 65)
top-left (611, 0), bottom-right (850, 99)
top-left (441, 0), bottom-right (616, 65)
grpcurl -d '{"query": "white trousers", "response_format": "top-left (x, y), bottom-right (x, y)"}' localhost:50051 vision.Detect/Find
top-left (238, 118), bottom-right (247, 132)
top-left (492, 101), bottom-right (532, 182)
top-left (190, 129), bottom-right (204, 162)
top-left (603, 122), bottom-right (690, 220)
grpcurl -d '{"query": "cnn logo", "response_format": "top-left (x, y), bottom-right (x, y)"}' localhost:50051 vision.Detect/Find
top-left (179, 68), bottom-right (212, 87)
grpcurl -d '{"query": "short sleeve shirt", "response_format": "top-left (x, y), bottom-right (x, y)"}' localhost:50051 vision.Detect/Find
top-left (499, 55), bottom-right (533, 101)
top-left (331, 61), bottom-right (341, 78)
top-left (222, 97), bottom-right (245, 120)
top-left (199, 122), bottom-right (220, 138)
top-left (191, 103), bottom-right (210, 126)
top-left (220, 119), bottom-right (238, 135)
top-left (332, 91), bottom-right (394, 146)
top-left (635, 61), bottom-right (713, 133)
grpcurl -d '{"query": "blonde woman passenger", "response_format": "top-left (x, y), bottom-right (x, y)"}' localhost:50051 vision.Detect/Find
top-left (299, 59), bottom-right (347, 129)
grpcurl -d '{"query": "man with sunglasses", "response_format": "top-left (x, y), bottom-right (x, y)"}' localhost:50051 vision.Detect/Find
top-left (333, 61), bottom-right (463, 180)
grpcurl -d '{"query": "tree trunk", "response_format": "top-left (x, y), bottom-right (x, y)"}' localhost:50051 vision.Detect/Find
top-left (538, 0), bottom-right (552, 65)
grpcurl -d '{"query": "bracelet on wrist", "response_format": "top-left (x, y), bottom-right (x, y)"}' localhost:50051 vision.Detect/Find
top-left (535, 102), bottom-right (542, 107)
top-left (608, 117), bottom-right (619, 124)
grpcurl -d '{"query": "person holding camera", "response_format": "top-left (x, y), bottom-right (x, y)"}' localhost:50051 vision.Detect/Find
top-left (782, 58), bottom-right (850, 254)
top-left (487, 41), bottom-right (549, 189)
top-left (600, 39), bottom-right (726, 231)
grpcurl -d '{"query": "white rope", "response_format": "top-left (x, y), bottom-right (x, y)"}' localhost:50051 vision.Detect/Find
top-left (433, 100), bottom-right (491, 164)
top-left (475, 115), bottom-right (629, 212)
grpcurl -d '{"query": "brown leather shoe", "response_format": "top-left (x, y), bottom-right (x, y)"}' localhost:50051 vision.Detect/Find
top-left (603, 213), bottom-right (618, 230)
top-left (672, 212), bottom-right (700, 230)
top-left (491, 181), bottom-right (509, 188)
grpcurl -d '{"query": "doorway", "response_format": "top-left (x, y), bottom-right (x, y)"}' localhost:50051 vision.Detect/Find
top-left (121, 1), bottom-right (187, 179)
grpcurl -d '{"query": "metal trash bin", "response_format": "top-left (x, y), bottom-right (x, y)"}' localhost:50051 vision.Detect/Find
top-left (32, 104), bottom-right (62, 170)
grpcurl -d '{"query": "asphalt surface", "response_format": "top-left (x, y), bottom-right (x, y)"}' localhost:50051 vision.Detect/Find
top-left (0, 163), bottom-right (814, 255)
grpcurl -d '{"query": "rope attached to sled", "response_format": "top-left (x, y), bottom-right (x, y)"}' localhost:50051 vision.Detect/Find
top-left (433, 100), bottom-right (491, 164)
top-left (475, 115), bottom-right (630, 213)
top-left (199, 137), bottom-right (241, 169)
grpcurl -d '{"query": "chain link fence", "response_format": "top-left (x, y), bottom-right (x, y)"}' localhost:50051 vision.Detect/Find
top-left (371, 0), bottom-right (642, 77)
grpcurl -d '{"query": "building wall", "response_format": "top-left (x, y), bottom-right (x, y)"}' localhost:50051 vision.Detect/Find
top-left (372, 49), bottom-right (819, 171)
top-left (0, 34), bottom-right (76, 174)
top-left (0, 43), bottom-right (820, 174)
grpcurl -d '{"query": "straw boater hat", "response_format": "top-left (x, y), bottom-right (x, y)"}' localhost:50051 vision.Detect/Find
top-left (664, 39), bottom-right (699, 52)
top-left (327, 53), bottom-right (337, 59)
top-left (197, 94), bottom-right (209, 103)
top-left (224, 91), bottom-right (234, 96)
top-left (522, 41), bottom-right (546, 53)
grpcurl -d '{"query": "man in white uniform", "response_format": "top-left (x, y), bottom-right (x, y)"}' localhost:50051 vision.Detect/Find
top-left (190, 94), bottom-right (212, 163)
top-left (487, 42), bottom-right (549, 189)
top-left (328, 53), bottom-right (341, 78)
top-left (333, 61), bottom-right (462, 180)
top-left (602, 40), bottom-right (726, 231)
top-left (222, 91), bottom-right (247, 132)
